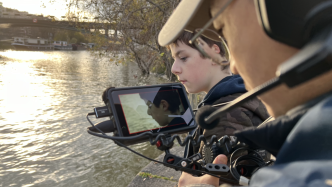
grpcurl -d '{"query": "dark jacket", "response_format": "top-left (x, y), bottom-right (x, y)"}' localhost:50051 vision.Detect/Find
top-left (185, 91), bottom-right (332, 187)
top-left (185, 75), bottom-right (270, 157)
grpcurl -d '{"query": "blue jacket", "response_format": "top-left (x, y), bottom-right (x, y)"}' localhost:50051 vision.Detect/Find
top-left (185, 75), bottom-right (246, 158)
top-left (198, 75), bottom-right (246, 107)
top-left (184, 75), bottom-right (269, 158)
top-left (235, 91), bottom-right (332, 187)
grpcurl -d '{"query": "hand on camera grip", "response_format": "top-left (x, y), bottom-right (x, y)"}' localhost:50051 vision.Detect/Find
top-left (178, 154), bottom-right (228, 187)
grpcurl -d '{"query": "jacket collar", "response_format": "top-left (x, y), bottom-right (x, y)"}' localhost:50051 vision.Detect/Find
top-left (198, 75), bottom-right (246, 107)
top-left (234, 91), bottom-right (332, 157)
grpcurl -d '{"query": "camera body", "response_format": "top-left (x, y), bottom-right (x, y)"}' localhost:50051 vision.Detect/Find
top-left (99, 83), bottom-right (197, 146)
top-left (201, 135), bottom-right (269, 179)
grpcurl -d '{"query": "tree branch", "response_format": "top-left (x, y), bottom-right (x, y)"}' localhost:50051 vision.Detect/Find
top-left (145, 0), bottom-right (167, 14)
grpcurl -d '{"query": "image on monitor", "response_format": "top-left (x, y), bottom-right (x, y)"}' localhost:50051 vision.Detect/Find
top-left (118, 88), bottom-right (188, 134)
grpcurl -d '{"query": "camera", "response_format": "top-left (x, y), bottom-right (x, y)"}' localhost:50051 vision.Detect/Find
top-left (87, 83), bottom-right (197, 146)
top-left (86, 84), bottom-right (272, 185)
top-left (201, 135), bottom-right (271, 181)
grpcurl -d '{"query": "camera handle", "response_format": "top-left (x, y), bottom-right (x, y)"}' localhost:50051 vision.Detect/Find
top-left (154, 134), bottom-right (230, 176)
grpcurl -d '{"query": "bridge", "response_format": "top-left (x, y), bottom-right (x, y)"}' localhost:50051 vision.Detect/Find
top-left (0, 18), bottom-right (116, 36)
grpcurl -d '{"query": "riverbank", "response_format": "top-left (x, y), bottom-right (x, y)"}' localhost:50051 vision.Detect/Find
top-left (127, 146), bottom-right (183, 187)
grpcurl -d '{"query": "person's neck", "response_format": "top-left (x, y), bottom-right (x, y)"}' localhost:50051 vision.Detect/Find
top-left (166, 110), bottom-right (180, 124)
top-left (204, 71), bottom-right (232, 93)
top-left (263, 71), bottom-right (332, 117)
top-left (167, 117), bottom-right (175, 124)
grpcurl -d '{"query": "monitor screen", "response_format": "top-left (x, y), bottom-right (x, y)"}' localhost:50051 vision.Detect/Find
top-left (110, 84), bottom-right (195, 136)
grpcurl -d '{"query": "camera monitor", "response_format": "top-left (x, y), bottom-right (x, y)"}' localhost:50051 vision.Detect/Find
top-left (106, 83), bottom-right (196, 140)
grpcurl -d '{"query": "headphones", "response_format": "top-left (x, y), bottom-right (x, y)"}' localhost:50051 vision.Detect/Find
top-left (255, 0), bottom-right (332, 48)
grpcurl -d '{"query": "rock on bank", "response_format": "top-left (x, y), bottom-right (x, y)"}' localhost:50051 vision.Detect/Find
top-left (127, 146), bottom-right (183, 187)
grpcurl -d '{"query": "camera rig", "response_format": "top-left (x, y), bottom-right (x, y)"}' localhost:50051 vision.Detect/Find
top-left (86, 111), bottom-right (272, 185)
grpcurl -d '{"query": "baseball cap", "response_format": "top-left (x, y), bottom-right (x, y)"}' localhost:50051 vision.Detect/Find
top-left (158, 0), bottom-right (218, 46)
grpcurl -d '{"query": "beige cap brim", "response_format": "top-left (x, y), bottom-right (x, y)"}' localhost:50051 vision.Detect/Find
top-left (158, 0), bottom-right (217, 46)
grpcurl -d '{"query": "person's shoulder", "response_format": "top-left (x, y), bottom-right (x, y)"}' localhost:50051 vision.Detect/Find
top-left (309, 92), bottom-right (332, 116)
top-left (169, 117), bottom-right (186, 126)
top-left (211, 93), bottom-right (243, 105)
top-left (250, 160), bottom-right (332, 187)
top-left (291, 92), bottom-right (332, 135)
top-left (211, 93), bottom-right (269, 126)
top-left (270, 93), bottom-right (332, 169)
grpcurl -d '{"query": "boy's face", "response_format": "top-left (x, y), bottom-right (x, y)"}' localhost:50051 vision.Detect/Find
top-left (146, 100), bottom-right (169, 126)
top-left (170, 42), bottom-right (217, 93)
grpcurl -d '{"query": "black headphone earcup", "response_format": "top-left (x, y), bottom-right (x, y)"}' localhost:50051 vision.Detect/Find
top-left (303, 2), bottom-right (332, 41)
top-left (195, 105), bottom-right (220, 130)
top-left (255, 0), bottom-right (332, 48)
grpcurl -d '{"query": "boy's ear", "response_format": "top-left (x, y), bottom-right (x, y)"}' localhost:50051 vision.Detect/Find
top-left (160, 100), bottom-right (169, 111)
top-left (210, 44), bottom-right (221, 65)
top-left (212, 44), bottom-right (221, 54)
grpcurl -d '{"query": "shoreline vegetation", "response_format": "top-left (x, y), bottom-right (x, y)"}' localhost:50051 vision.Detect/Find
top-left (63, 0), bottom-right (180, 81)
top-left (89, 50), bottom-right (176, 81)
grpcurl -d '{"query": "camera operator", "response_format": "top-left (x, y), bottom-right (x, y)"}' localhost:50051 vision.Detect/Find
top-left (158, 0), bottom-right (332, 187)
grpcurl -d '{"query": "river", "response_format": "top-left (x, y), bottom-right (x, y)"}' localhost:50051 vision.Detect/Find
top-left (0, 51), bottom-right (176, 187)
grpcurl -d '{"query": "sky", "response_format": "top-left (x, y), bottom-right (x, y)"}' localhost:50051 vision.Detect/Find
top-left (1, 0), bottom-right (71, 19)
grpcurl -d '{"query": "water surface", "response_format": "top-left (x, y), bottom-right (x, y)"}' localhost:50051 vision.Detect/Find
top-left (0, 51), bottom-right (172, 187)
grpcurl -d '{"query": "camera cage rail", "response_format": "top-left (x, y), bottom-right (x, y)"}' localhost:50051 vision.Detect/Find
top-left (86, 113), bottom-right (269, 185)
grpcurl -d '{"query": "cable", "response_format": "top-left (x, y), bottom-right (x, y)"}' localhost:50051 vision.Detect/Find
top-left (87, 113), bottom-right (106, 135)
top-left (87, 113), bottom-right (220, 147)
top-left (86, 113), bottom-right (239, 184)
top-left (229, 147), bottom-right (266, 181)
top-left (87, 114), bottom-right (266, 184)
top-left (112, 137), bottom-right (238, 184)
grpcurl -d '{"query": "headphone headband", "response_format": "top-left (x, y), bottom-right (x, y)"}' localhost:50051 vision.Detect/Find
top-left (255, 0), bottom-right (332, 48)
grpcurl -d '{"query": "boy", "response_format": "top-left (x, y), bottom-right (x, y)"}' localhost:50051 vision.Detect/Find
top-left (169, 31), bottom-right (269, 160)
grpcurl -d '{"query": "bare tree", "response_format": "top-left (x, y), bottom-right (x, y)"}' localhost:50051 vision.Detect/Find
top-left (66, 0), bottom-right (178, 80)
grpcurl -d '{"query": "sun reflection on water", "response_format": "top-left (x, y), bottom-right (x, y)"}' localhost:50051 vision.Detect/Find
top-left (0, 51), bottom-right (169, 187)
top-left (0, 51), bottom-right (125, 187)
top-left (1, 51), bottom-right (51, 61)
top-left (0, 59), bottom-right (59, 125)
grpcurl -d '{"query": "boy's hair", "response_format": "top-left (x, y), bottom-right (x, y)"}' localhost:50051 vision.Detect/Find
top-left (167, 31), bottom-right (230, 70)
top-left (139, 88), bottom-right (181, 114)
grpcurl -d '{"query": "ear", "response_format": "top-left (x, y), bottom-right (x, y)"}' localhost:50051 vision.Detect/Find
top-left (211, 44), bottom-right (221, 65)
top-left (160, 100), bottom-right (169, 111)
top-left (212, 44), bottom-right (220, 54)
